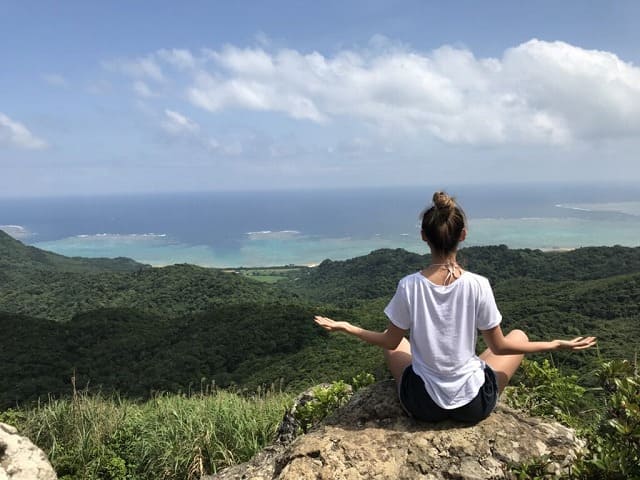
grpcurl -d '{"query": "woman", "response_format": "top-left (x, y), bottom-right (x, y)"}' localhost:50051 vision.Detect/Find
top-left (314, 191), bottom-right (596, 423)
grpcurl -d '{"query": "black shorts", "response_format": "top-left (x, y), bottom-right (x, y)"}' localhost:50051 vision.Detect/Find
top-left (399, 364), bottom-right (498, 424)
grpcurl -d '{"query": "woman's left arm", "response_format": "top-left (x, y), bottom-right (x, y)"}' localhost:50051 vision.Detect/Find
top-left (314, 316), bottom-right (407, 350)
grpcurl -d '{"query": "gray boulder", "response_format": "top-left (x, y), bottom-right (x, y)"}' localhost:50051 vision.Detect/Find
top-left (209, 380), bottom-right (584, 479)
top-left (0, 423), bottom-right (57, 480)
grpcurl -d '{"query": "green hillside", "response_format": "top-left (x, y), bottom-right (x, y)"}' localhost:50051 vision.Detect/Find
top-left (0, 229), bottom-right (147, 274)
top-left (0, 236), bottom-right (638, 408)
top-left (0, 233), bottom-right (291, 322)
top-left (281, 245), bottom-right (640, 304)
top-left (1, 236), bottom-right (639, 478)
top-left (0, 303), bottom-right (323, 408)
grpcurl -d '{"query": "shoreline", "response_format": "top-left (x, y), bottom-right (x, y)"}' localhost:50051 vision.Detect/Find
top-left (5, 228), bottom-right (636, 270)
top-left (538, 247), bottom-right (577, 253)
top-left (112, 245), bottom-right (593, 270)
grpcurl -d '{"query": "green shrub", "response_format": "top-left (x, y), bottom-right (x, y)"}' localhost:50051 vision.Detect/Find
top-left (0, 408), bottom-right (26, 426)
top-left (504, 358), bottom-right (589, 427)
top-left (294, 380), bottom-right (353, 432)
top-left (508, 454), bottom-right (552, 480)
top-left (286, 373), bottom-right (374, 434)
top-left (575, 359), bottom-right (640, 479)
top-left (351, 372), bottom-right (375, 391)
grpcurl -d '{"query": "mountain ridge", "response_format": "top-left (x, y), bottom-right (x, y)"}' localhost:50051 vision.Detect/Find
top-left (0, 229), bottom-right (148, 274)
top-left (1, 232), bottom-right (638, 408)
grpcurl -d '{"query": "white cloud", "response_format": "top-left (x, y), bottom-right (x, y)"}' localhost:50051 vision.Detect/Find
top-left (501, 40), bottom-right (640, 140)
top-left (42, 73), bottom-right (68, 87)
top-left (210, 45), bottom-right (276, 76)
top-left (162, 109), bottom-right (200, 135)
top-left (0, 113), bottom-right (48, 150)
top-left (159, 109), bottom-right (249, 157)
top-left (112, 39), bottom-right (640, 147)
top-left (186, 72), bottom-right (327, 122)
top-left (156, 49), bottom-right (196, 70)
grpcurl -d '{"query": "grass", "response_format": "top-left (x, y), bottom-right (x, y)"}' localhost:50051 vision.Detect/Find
top-left (2, 387), bottom-right (293, 480)
top-left (241, 274), bottom-right (285, 283)
top-left (2, 358), bottom-right (638, 479)
top-left (226, 267), bottom-right (306, 283)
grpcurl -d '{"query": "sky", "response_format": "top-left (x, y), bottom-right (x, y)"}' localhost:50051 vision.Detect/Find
top-left (1, 1), bottom-right (640, 197)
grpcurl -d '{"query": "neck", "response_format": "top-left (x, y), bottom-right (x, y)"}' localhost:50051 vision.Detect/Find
top-left (430, 252), bottom-right (458, 265)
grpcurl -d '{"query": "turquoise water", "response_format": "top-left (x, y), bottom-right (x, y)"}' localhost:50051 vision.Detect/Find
top-left (30, 230), bottom-right (424, 267)
top-left (2, 188), bottom-right (638, 267)
top-left (30, 210), bottom-right (640, 267)
top-left (467, 215), bottom-right (640, 251)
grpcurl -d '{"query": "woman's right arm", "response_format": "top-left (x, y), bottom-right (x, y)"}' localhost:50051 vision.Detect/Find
top-left (481, 325), bottom-right (596, 355)
top-left (313, 316), bottom-right (407, 350)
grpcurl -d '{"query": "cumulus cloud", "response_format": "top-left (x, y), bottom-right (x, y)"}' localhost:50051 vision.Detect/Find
top-left (0, 113), bottom-right (48, 150)
top-left (187, 71), bottom-right (327, 122)
top-left (501, 40), bottom-right (640, 140)
top-left (193, 40), bottom-right (640, 144)
top-left (156, 48), bottom-right (196, 70)
top-left (114, 39), bottom-right (640, 146)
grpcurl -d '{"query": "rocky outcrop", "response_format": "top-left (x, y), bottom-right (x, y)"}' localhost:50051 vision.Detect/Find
top-left (210, 381), bottom-right (584, 479)
top-left (0, 423), bottom-right (57, 480)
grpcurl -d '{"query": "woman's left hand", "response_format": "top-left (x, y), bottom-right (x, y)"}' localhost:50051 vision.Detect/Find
top-left (554, 336), bottom-right (597, 350)
top-left (314, 315), bottom-right (349, 332)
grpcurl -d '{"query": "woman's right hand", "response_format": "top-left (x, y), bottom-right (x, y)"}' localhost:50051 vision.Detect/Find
top-left (314, 315), bottom-right (350, 332)
top-left (553, 336), bottom-right (597, 350)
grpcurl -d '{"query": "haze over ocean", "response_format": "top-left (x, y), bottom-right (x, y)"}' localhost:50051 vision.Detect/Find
top-left (1, 182), bottom-right (638, 268)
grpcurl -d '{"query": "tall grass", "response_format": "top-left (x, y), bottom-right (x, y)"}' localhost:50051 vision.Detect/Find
top-left (2, 388), bottom-right (292, 480)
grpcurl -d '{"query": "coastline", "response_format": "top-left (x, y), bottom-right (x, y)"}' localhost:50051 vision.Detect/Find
top-left (110, 242), bottom-right (627, 269)
top-left (539, 247), bottom-right (577, 253)
top-left (2, 185), bottom-right (639, 269)
top-left (5, 218), bottom-right (639, 270)
top-left (26, 244), bottom-right (603, 270)
top-left (2, 226), bottom-right (634, 269)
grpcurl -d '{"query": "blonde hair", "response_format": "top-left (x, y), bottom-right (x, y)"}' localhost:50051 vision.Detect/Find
top-left (421, 191), bottom-right (466, 254)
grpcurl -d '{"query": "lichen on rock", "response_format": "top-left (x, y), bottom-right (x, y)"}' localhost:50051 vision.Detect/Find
top-left (209, 380), bottom-right (584, 480)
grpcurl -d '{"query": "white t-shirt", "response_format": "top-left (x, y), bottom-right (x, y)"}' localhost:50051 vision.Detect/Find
top-left (384, 271), bottom-right (502, 409)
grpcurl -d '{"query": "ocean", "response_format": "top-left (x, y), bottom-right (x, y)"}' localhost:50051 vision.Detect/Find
top-left (1, 183), bottom-right (639, 267)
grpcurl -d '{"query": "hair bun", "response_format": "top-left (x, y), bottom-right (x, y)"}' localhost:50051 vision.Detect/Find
top-left (432, 191), bottom-right (455, 211)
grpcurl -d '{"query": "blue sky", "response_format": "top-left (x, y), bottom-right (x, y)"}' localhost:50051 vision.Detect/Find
top-left (2, 1), bottom-right (640, 196)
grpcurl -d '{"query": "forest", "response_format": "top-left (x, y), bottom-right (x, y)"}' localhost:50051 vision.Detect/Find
top-left (1, 229), bottom-right (638, 408)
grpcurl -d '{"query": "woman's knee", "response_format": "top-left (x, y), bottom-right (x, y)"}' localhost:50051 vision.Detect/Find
top-left (384, 339), bottom-right (412, 384)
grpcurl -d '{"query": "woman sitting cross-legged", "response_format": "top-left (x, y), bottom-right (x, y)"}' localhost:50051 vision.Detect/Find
top-left (314, 191), bottom-right (596, 424)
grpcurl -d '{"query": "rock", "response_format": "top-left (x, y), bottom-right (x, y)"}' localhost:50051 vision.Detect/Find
top-left (208, 381), bottom-right (584, 480)
top-left (0, 423), bottom-right (57, 480)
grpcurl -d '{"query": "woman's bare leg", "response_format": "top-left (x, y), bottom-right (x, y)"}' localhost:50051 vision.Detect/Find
top-left (384, 338), bottom-right (412, 385)
top-left (480, 329), bottom-right (527, 394)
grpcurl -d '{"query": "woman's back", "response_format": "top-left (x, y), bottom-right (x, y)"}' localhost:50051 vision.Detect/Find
top-left (385, 270), bottom-right (501, 408)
